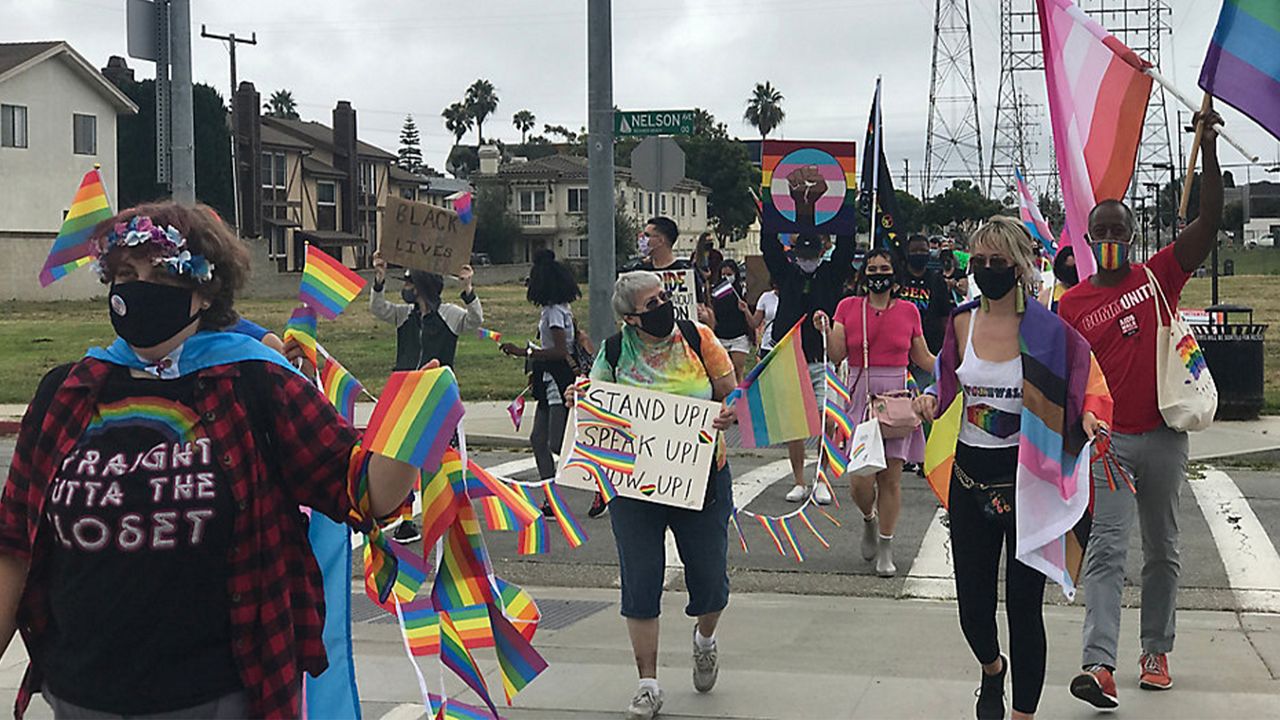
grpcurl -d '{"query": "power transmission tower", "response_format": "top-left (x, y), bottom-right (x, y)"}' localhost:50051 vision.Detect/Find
top-left (988, 0), bottom-right (1040, 200)
top-left (924, 0), bottom-right (984, 198)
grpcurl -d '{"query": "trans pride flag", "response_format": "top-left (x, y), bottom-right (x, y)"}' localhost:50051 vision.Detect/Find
top-left (1038, 0), bottom-right (1152, 279)
top-left (39, 168), bottom-right (113, 286)
top-left (1199, 0), bottom-right (1280, 142)
top-left (729, 317), bottom-right (821, 448)
top-left (1016, 169), bottom-right (1056, 256)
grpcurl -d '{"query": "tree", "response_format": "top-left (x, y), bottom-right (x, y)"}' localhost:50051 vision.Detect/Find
top-left (397, 115), bottom-right (424, 173)
top-left (465, 79), bottom-right (499, 145)
top-left (512, 109), bottom-right (536, 144)
top-left (922, 180), bottom-right (1004, 232)
top-left (542, 124), bottom-right (582, 144)
top-left (1222, 201), bottom-right (1245, 242)
top-left (442, 102), bottom-right (473, 146)
top-left (473, 185), bottom-right (521, 263)
top-left (1038, 193), bottom-right (1065, 233)
top-left (692, 107), bottom-right (729, 139)
top-left (263, 89), bottom-right (299, 119)
top-left (743, 81), bottom-right (785, 139)
top-left (677, 111), bottom-right (760, 241)
top-left (573, 199), bottom-right (641, 265)
top-left (893, 189), bottom-right (924, 234)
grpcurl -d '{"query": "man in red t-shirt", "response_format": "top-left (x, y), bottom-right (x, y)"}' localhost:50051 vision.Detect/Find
top-left (1058, 110), bottom-right (1224, 710)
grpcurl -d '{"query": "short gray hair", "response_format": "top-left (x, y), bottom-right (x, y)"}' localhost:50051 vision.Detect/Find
top-left (612, 270), bottom-right (662, 319)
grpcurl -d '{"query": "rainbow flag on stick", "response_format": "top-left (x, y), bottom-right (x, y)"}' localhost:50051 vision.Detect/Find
top-left (283, 306), bottom-right (318, 368)
top-left (39, 168), bottom-right (113, 287)
top-left (300, 244), bottom-right (366, 319)
top-left (729, 318), bottom-right (821, 448)
top-left (320, 355), bottom-right (365, 422)
top-left (364, 368), bottom-right (465, 471)
top-left (1199, 0), bottom-right (1280, 142)
top-left (476, 328), bottom-right (502, 343)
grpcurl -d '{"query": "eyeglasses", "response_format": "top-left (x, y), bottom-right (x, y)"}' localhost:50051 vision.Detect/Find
top-left (628, 290), bottom-right (671, 315)
top-left (968, 255), bottom-right (1011, 271)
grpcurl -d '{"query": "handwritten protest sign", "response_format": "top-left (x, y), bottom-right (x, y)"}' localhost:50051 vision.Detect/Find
top-left (381, 195), bottom-right (475, 277)
top-left (557, 380), bottom-right (721, 510)
top-left (744, 255), bottom-right (769, 306)
top-left (657, 268), bottom-right (698, 322)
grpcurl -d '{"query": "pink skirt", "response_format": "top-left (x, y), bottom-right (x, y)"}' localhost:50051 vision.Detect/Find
top-left (842, 366), bottom-right (925, 464)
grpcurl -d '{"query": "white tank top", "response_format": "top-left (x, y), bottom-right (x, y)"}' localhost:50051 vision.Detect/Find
top-left (956, 310), bottom-right (1023, 448)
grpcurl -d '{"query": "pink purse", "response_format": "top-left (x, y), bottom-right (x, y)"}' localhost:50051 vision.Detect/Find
top-left (856, 298), bottom-right (921, 440)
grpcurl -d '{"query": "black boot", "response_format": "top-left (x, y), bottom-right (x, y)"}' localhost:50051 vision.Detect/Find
top-left (975, 654), bottom-right (1007, 719)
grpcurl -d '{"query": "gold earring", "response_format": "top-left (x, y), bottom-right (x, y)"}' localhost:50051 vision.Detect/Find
top-left (1015, 279), bottom-right (1026, 313)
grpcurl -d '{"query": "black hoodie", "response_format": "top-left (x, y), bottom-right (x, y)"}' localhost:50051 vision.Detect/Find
top-left (761, 231), bottom-right (855, 363)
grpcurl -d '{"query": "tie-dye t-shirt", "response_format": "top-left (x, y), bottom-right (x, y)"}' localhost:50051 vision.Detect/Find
top-left (590, 322), bottom-right (734, 467)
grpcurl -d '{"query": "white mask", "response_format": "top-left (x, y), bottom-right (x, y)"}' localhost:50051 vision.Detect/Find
top-left (795, 257), bottom-right (822, 274)
top-left (638, 233), bottom-right (651, 256)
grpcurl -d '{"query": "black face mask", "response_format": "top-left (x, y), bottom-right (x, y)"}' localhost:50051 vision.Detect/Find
top-left (1055, 264), bottom-right (1079, 287)
top-left (973, 266), bottom-right (1018, 301)
top-left (109, 281), bottom-right (202, 350)
top-left (865, 274), bottom-right (894, 295)
top-left (401, 286), bottom-right (418, 304)
top-left (634, 300), bottom-right (676, 339)
top-left (907, 253), bottom-right (930, 272)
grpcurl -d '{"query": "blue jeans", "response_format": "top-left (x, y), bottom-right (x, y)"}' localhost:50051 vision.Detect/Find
top-left (609, 462), bottom-right (733, 619)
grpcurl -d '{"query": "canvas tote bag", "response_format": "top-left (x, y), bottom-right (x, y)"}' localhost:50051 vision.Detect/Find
top-left (1145, 266), bottom-right (1217, 432)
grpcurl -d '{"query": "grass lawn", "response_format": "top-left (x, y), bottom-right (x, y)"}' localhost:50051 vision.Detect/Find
top-left (1181, 274), bottom-right (1280, 410)
top-left (1216, 246), bottom-right (1280, 276)
top-left (0, 284), bottom-right (544, 404)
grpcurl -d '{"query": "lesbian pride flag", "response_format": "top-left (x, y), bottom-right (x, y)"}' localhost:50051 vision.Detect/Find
top-left (1038, 0), bottom-right (1152, 279)
top-left (39, 168), bottom-right (113, 286)
top-left (1199, 0), bottom-right (1280, 142)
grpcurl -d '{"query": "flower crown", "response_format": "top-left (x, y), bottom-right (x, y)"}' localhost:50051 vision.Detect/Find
top-left (93, 214), bottom-right (215, 283)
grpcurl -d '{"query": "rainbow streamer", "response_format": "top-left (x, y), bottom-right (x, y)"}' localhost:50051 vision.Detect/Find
top-left (778, 517), bottom-right (806, 563)
top-left (824, 365), bottom-right (851, 406)
top-left (399, 598), bottom-right (441, 656)
top-left (570, 441), bottom-right (635, 474)
top-left (797, 507), bottom-right (831, 549)
top-left (449, 604), bottom-right (495, 650)
top-left (452, 191), bottom-right (474, 224)
top-left (495, 577), bottom-right (540, 641)
top-left (489, 603), bottom-right (549, 704)
top-left (283, 305), bottom-right (318, 368)
top-left (300, 243), bottom-right (367, 319)
top-left (438, 611), bottom-right (498, 719)
top-left (576, 396), bottom-right (632, 428)
top-left (431, 502), bottom-right (495, 611)
top-left (731, 318), bottom-right (822, 448)
top-left (320, 355), bottom-right (365, 422)
top-left (476, 328), bottom-right (502, 343)
top-left (729, 508), bottom-right (750, 553)
top-left (544, 482), bottom-right (587, 548)
top-left (39, 168), bottom-right (113, 287)
top-left (517, 516), bottom-right (550, 555)
top-left (822, 434), bottom-right (850, 477)
top-left (824, 399), bottom-right (854, 439)
top-left (816, 505), bottom-right (843, 528)
top-left (364, 367), bottom-right (465, 471)
top-left (754, 514), bottom-right (786, 556)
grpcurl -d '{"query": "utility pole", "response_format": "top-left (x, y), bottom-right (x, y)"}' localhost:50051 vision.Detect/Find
top-left (903, 158), bottom-right (910, 195)
top-left (200, 25), bottom-right (256, 233)
top-left (168, 0), bottom-right (195, 204)
top-left (586, 0), bottom-right (615, 344)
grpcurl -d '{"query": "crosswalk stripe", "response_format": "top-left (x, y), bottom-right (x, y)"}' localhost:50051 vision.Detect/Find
top-left (377, 702), bottom-right (425, 720)
top-left (1189, 468), bottom-right (1280, 613)
top-left (901, 506), bottom-right (956, 600)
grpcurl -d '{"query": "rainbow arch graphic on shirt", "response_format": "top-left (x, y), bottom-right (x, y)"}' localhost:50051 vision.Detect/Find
top-left (85, 397), bottom-right (202, 443)
top-left (1176, 334), bottom-right (1207, 380)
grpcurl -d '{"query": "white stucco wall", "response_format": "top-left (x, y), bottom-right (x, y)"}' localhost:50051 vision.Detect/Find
top-left (0, 55), bottom-right (122, 233)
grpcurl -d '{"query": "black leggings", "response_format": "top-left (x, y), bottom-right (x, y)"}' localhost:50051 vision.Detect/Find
top-left (949, 446), bottom-right (1047, 715)
top-left (530, 397), bottom-right (569, 480)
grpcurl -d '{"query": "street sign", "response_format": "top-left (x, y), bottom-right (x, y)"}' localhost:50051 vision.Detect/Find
top-left (630, 137), bottom-right (685, 193)
top-left (615, 109), bottom-right (695, 137)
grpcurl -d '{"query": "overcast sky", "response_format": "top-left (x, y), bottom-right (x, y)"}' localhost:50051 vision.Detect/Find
top-left (6, 0), bottom-right (1280, 197)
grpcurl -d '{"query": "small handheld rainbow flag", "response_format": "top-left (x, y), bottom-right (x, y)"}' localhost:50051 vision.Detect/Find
top-left (729, 318), bottom-right (821, 448)
top-left (299, 244), bottom-right (367, 319)
top-left (476, 328), bottom-right (502, 343)
top-left (451, 191), bottom-right (474, 224)
top-left (39, 168), bottom-right (113, 287)
top-left (283, 306), bottom-right (318, 368)
top-left (363, 368), bottom-right (465, 471)
top-left (320, 355), bottom-right (365, 422)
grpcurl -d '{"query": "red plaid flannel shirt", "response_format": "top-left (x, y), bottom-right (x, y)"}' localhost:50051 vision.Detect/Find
top-left (0, 359), bottom-right (376, 719)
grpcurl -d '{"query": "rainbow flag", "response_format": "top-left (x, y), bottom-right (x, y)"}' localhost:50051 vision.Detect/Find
top-left (1039, 0), bottom-right (1153, 279)
top-left (544, 482), bottom-right (587, 548)
top-left (465, 460), bottom-right (541, 528)
top-left (778, 517), bottom-right (805, 563)
top-left (430, 696), bottom-right (493, 720)
top-left (364, 368), bottom-right (465, 471)
top-left (489, 603), bottom-right (548, 703)
top-left (452, 191), bottom-right (474, 224)
top-left (450, 604), bottom-right (495, 650)
top-left (730, 318), bottom-right (821, 448)
top-left (824, 399), bottom-right (854, 440)
top-left (564, 456), bottom-right (619, 503)
top-left (420, 451), bottom-right (465, 549)
top-left (320, 355), bottom-right (365, 422)
top-left (1016, 168), bottom-right (1056, 256)
top-left (478, 496), bottom-right (519, 531)
top-left (822, 434), bottom-right (850, 477)
top-left (39, 168), bottom-right (113, 287)
top-left (824, 365), bottom-right (851, 406)
top-left (569, 441), bottom-right (635, 475)
top-left (1200, 0), bottom-right (1280, 142)
top-left (576, 396), bottom-right (632, 428)
top-left (438, 611), bottom-right (499, 719)
top-left (754, 514), bottom-right (786, 556)
top-left (431, 502), bottom-right (495, 611)
top-left (797, 507), bottom-right (831, 549)
top-left (283, 305), bottom-right (319, 369)
top-left (517, 515), bottom-right (549, 555)
top-left (300, 244), bottom-right (367, 319)
top-left (495, 577), bottom-right (540, 641)
top-left (729, 508), bottom-right (749, 554)
top-left (363, 538), bottom-right (427, 609)
top-left (476, 328), bottom-right (502, 343)
top-left (398, 598), bottom-right (441, 656)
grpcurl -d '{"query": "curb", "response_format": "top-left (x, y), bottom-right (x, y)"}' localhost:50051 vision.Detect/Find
top-left (0, 421), bottom-right (19, 436)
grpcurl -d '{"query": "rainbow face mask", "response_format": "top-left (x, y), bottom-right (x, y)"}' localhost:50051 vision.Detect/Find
top-left (1090, 238), bottom-right (1131, 271)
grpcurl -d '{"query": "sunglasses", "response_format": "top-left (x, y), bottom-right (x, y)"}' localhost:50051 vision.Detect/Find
top-left (628, 290), bottom-right (671, 315)
top-left (967, 255), bottom-right (1012, 271)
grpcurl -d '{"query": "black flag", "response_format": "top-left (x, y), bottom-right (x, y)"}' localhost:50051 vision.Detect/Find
top-left (859, 78), bottom-right (900, 249)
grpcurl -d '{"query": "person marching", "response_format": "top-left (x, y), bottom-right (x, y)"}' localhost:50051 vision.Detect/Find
top-left (914, 217), bottom-right (1111, 720)
top-left (1038, 246), bottom-right (1078, 313)
top-left (817, 249), bottom-right (934, 576)
top-left (710, 259), bottom-right (759, 382)
top-left (752, 280), bottom-right (780, 359)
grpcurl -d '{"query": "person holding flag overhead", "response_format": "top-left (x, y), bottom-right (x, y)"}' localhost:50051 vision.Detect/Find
top-left (0, 201), bottom-right (426, 719)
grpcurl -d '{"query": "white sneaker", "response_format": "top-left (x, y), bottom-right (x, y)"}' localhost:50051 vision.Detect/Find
top-left (812, 482), bottom-right (832, 505)
top-left (626, 685), bottom-right (664, 720)
top-left (692, 627), bottom-right (719, 693)
top-left (785, 484), bottom-right (809, 502)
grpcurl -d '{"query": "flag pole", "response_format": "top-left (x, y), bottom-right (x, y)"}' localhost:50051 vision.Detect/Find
top-left (1144, 68), bottom-right (1259, 163)
top-left (1179, 93), bottom-right (1213, 220)
top-left (869, 77), bottom-right (882, 248)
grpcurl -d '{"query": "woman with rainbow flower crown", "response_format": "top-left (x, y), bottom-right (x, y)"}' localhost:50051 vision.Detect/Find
top-left (0, 201), bottom-right (424, 718)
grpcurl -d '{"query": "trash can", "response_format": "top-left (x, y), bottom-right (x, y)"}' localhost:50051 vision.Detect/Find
top-left (1223, 258), bottom-right (1234, 276)
top-left (1193, 304), bottom-right (1266, 421)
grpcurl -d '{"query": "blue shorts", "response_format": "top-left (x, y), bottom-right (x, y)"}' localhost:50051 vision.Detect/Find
top-left (608, 463), bottom-right (733, 619)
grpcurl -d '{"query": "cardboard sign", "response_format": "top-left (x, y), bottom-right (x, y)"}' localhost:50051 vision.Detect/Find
top-left (744, 255), bottom-right (770, 307)
top-left (657, 268), bottom-right (698, 322)
top-left (760, 140), bottom-right (859, 236)
top-left (557, 380), bottom-right (721, 510)
top-left (380, 195), bottom-right (475, 276)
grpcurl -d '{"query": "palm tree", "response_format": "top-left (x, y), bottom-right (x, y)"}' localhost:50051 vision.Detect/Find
top-left (465, 79), bottom-right (499, 144)
top-left (512, 109), bottom-right (536, 144)
top-left (442, 102), bottom-right (474, 146)
top-left (743, 81), bottom-right (785, 139)
top-left (264, 89), bottom-right (300, 119)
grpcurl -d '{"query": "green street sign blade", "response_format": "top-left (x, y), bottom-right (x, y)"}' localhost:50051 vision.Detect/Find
top-left (614, 110), bottom-right (696, 137)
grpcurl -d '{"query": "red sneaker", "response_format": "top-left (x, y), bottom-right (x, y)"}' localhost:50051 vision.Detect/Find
top-left (1070, 665), bottom-right (1119, 710)
top-left (1139, 653), bottom-right (1173, 690)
